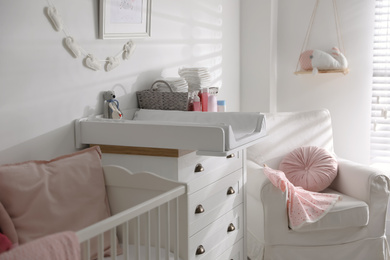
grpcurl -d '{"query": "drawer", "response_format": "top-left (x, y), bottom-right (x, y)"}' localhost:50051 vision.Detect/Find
top-left (178, 150), bottom-right (242, 193)
top-left (188, 204), bottom-right (244, 260)
top-left (188, 169), bottom-right (243, 236)
top-left (215, 239), bottom-right (244, 260)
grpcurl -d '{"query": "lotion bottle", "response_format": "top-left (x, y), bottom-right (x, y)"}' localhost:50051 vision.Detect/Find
top-left (208, 93), bottom-right (217, 112)
top-left (217, 100), bottom-right (226, 112)
top-left (201, 88), bottom-right (209, 112)
top-left (193, 95), bottom-right (201, 111)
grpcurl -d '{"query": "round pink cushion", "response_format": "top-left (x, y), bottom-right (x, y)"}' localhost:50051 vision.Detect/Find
top-left (279, 146), bottom-right (338, 192)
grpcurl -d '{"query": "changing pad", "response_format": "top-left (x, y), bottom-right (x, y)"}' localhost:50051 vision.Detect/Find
top-left (133, 109), bottom-right (265, 140)
top-left (75, 109), bottom-right (266, 156)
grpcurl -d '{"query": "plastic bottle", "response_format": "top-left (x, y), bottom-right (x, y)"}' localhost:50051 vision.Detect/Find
top-left (217, 100), bottom-right (226, 112)
top-left (201, 88), bottom-right (209, 112)
top-left (207, 87), bottom-right (218, 112)
top-left (208, 93), bottom-right (217, 112)
top-left (193, 95), bottom-right (201, 111)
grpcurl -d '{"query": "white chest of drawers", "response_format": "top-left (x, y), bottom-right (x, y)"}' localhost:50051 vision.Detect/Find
top-left (95, 145), bottom-right (247, 260)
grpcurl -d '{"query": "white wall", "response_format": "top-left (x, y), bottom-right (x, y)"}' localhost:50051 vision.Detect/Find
top-left (240, 0), bottom-right (278, 113)
top-left (0, 0), bottom-right (240, 164)
top-left (241, 0), bottom-right (375, 164)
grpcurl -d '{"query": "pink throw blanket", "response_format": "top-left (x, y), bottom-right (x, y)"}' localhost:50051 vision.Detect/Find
top-left (0, 231), bottom-right (80, 260)
top-left (263, 166), bottom-right (341, 230)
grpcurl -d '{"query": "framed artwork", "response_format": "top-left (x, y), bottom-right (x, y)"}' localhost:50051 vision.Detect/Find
top-left (99, 0), bottom-right (152, 39)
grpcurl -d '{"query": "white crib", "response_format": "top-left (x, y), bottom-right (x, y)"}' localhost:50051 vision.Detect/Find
top-left (76, 165), bottom-right (186, 260)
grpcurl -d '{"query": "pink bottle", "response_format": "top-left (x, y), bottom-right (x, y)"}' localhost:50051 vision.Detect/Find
top-left (193, 95), bottom-right (201, 111)
top-left (201, 88), bottom-right (209, 112)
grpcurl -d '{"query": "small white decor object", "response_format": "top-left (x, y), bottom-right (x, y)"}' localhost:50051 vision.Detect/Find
top-left (47, 6), bottom-right (63, 31)
top-left (85, 54), bottom-right (102, 71)
top-left (106, 56), bottom-right (121, 72)
top-left (123, 41), bottom-right (136, 60)
top-left (298, 47), bottom-right (348, 75)
top-left (103, 90), bottom-right (123, 119)
top-left (65, 37), bottom-right (82, 58)
top-left (45, 0), bottom-right (137, 72)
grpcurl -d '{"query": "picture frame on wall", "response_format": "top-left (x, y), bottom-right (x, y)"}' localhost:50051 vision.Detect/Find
top-left (99, 0), bottom-right (152, 39)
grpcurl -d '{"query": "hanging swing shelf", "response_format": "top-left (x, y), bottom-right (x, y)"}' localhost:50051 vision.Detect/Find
top-left (295, 0), bottom-right (348, 76)
top-left (294, 68), bottom-right (349, 75)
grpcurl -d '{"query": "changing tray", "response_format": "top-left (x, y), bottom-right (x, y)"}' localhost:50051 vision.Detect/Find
top-left (75, 109), bottom-right (266, 156)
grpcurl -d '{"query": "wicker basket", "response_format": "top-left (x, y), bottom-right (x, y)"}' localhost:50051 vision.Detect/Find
top-left (136, 80), bottom-right (189, 111)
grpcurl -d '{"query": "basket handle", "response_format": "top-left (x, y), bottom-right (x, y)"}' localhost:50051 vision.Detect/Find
top-left (150, 80), bottom-right (174, 92)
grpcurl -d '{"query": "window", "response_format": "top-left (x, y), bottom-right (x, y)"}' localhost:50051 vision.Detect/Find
top-left (371, 0), bottom-right (390, 163)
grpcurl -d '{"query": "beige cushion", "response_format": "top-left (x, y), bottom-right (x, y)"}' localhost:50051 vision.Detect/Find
top-left (295, 188), bottom-right (369, 232)
top-left (247, 160), bottom-right (369, 232)
top-left (0, 146), bottom-right (112, 258)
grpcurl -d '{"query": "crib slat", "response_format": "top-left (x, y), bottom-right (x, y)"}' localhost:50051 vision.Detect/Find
top-left (166, 201), bottom-right (170, 260)
top-left (146, 211), bottom-right (151, 260)
top-left (175, 197), bottom-right (179, 260)
top-left (110, 227), bottom-right (117, 260)
top-left (98, 233), bottom-right (104, 260)
top-left (136, 216), bottom-right (140, 260)
top-left (157, 206), bottom-right (161, 260)
top-left (122, 221), bottom-right (129, 260)
top-left (81, 240), bottom-right (90, 260)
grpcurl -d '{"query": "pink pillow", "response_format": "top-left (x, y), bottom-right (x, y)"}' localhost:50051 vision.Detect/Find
top-left (0, 146), bottom-right (112, 258)
top-left (0, 201), bottom-right (18, 246)
top-left (279, 146), bottom-right (338, 192)
top-left (0, 232), bottom-right (12, 253)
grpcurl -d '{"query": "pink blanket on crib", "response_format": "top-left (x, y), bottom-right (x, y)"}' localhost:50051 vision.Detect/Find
top-left (0, 231), bottom-right (80, 260)
top-left (263, 166), bottom-right (341, 230)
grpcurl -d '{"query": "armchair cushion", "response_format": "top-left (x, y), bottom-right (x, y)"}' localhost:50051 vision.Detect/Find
top-left (247, 160), bottom-right (369, 233)
top-left (294, 188), bottom-right (369, 232)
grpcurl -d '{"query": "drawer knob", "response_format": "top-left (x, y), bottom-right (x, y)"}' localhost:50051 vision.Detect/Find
top-left (196, 245), bottom-right (206, 255)
top-left (194, 163), bottom-right (204, 173)
top-left (226, 153), bottom-right (235, 159)
top-left (227, 186), bottom-right (235, 195)
top-left (195, 204), bottom-right (205, 214)
top-left (227, 223), bottom-right (236, 233)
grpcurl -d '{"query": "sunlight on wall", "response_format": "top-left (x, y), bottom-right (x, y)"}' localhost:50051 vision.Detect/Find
top-left (0, 0), bottom-right (239, 164)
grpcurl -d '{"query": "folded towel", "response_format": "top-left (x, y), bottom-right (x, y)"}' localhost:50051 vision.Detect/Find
top-left (263, 165), bottom-right (341, 230)
top-left (0, 231), bottom-right (80, 260)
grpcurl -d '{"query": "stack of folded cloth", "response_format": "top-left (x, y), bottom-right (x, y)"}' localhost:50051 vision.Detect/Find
top-left (153, 77), bottom-right (189, 92)
top-left (178, 67), bottom-right (212, 92)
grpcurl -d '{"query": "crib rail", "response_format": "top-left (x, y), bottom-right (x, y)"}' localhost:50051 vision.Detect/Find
top-left (76, 184), bottom-right (185, 260)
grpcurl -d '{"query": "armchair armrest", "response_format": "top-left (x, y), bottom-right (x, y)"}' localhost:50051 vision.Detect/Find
top-left (330, 158), bottom-right (390, 205)
top-left (330, 158), bottom-right (390, 236)
top-left (247, 160), bottom-right (290, 244)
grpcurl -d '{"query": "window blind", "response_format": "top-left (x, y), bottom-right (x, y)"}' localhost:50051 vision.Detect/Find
top-left (372, 0), bottom-right (390, 163)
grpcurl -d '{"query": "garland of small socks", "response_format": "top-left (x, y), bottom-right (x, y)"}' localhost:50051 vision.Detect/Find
top-left (45, 0), bottom-right (136, 72)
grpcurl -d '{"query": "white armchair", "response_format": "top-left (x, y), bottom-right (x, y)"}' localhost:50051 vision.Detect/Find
top-left (246, 109), bottom-right (390, 260)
